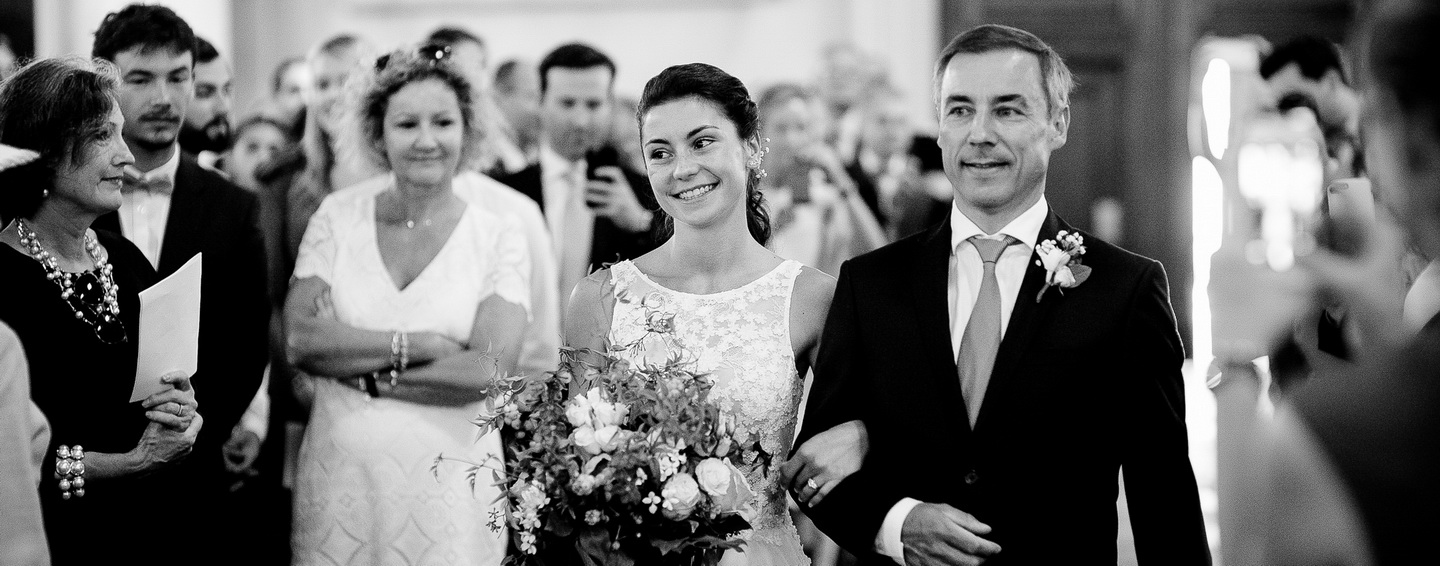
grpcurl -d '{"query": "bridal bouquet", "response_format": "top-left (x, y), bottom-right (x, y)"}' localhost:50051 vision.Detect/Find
top-left (444, 292), bottom-right (767, 566)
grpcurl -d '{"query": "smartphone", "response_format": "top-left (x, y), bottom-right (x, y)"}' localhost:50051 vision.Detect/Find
top-left (584, 146), bottom-right (621, 209)
top-left (1321, 177), bottom-right (1374, 257)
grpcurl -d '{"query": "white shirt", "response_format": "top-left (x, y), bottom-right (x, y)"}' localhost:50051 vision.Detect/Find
top-left (118, 147), bottom-right (181, 269)
top-left (877, 196), bottom-right (1050, 564)
top-left (1404, 260), bottom-right (1440, 332)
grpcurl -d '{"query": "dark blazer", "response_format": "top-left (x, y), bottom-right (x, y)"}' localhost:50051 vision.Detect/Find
top-left (797, 209), bottom-right (1210, 565)
top-left (94, 153), bottom-right (270, 499)
top-left (494, 161), bottom-right (658, 269)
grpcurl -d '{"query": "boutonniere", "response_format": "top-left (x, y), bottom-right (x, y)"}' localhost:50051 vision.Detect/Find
top-left (1035, 230), bottom-right (1091, 302)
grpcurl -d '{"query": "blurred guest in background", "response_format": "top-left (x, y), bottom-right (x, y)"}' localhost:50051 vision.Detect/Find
top-left (0, 148), bottom-right (49, 566)
top-left (88, 6), bottom-right (269, 558)
top-left (492, 58), bottom-right (542, 170)
top-left (226, 114), bottom-right (294, 192)
top-left (270, 56), bottom-right (310, 139)
top-left (817, 42), bottom-right (888, 164)
top-left (495, 42), bottom-right (657, 303)
top-left (0, 56), bottom-right (201, 566)
top-left (758, 83), bottom-right (885, 276)
top-left (286, 45), bottom-right (527, 566)
top-left (180, 36), bottom-right (233, 169)
top-left (425, 27), bottom-right (528, 175)
top-left (260, 33), bottom-right (379, 271)
top-left (1261, 35), bottom-right (1362, 180)
top-left (845, 85), bottom-right (949, 241)
top-left (1211, 1), bottom-right (1440, 564)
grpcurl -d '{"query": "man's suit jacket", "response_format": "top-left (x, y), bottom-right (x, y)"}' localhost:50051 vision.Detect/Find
top-left (797, 209), bottom-right (1210, 565)
top-left (94, 153), bottom-right (270, 497)
top-left (494, 161), bottom-right (658, 270)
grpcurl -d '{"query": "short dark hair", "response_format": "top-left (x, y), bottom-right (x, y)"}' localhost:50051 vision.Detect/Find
top-left (426, 27), bottom-right (484, 50)
top-left (0, 57), bottom-right (120, 220)
top-left (934, 24), bottom-right (1074, 116)
top-left (1260, 36), bottom-right (1347, 84)
top-left (538, 42), bottom-right (615, 95)
top-left (92, 4), bottom-right (195, 63)
top-left (356, 46), bottom-right (483, 172)
top-left (194, 36), bottom-right (219, 65)
top-left (638, 63), bottom-right (770, 245)
top-left (1362, 0), bottom-right (1440, 142)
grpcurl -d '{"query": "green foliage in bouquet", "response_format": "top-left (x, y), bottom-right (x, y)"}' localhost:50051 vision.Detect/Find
top-left (436, 292), bottom-right (772, 566)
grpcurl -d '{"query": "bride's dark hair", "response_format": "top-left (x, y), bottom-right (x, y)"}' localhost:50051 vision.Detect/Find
top-left (637, 63), bottom-right (771, 246)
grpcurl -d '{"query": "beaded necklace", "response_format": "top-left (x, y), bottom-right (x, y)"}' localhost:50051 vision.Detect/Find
top-left (15, 218), bottom-right (127, 344)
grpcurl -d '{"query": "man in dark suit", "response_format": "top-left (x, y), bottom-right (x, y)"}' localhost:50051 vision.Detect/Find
top-left (494, 43), bottom-right (656, 301)
top-left (89, 5), bottom-right (269, 560)
top-left (788, 25), bottom-right (1209, 565)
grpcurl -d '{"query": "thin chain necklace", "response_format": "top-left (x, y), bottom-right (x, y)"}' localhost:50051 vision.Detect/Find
top-left (15, 218), bottom-right (127, 344)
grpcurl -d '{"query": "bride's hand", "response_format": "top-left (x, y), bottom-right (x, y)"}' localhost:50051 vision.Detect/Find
top-left (780, 419), bottom-right (868, 507)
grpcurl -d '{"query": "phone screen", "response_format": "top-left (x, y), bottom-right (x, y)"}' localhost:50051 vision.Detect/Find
top-left (1236, 111), bottom-right (1325, 271)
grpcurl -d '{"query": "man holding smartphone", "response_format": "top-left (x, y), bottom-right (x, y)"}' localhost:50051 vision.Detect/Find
top-left (496, 43), bottom-right (657, 301)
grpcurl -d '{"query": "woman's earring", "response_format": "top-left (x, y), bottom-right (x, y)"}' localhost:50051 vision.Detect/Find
top-left (748, 140), bottom-right (771, 179)
top-left (41, 189), bottom-right (49, 199)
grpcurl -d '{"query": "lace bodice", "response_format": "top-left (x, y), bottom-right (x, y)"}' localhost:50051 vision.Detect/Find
top-left (607, 259), bottom-right (807, 550)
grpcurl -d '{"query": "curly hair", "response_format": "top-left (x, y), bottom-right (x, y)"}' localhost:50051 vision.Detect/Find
top-left (0, 57), bottom-right (121, 220)
top-left (638, 63), bottom-right (770, 245)
top-left (349, 46), bottom-right (486, 173)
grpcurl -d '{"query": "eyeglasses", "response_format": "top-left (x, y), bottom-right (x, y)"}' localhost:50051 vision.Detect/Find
top-left (375, 43), bottom-right (452, 72)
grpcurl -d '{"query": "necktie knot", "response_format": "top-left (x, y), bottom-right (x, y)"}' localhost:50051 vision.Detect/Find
top-left (969, 235), bottom-right (1015, 264)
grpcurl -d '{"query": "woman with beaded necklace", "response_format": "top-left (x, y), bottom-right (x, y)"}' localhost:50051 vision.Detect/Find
top-left (0, 57), bottom-right (201, 565)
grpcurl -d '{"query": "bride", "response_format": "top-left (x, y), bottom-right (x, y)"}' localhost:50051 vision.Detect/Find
top-left (565, 63), bottom-right (860, 565)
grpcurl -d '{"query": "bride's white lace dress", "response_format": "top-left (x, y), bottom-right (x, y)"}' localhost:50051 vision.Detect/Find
top-left (606, 259), bottom-right (811, 566)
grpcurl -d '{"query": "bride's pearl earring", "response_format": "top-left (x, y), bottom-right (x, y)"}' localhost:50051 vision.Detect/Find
top-left (41, 189), bottom-right (49, 199)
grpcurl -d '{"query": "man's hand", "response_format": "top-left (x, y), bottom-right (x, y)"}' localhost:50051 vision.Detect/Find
top-left (1209, 244), bottom-right (1316, 363)
top-left (1300, 211), bottom-right (1410, 353)
top-left (585, 165), bottom-right (652, 233)
top-left (780, 419), bottom-right (868, 507)
top-left (901, 503), bottom-right (1001, 566)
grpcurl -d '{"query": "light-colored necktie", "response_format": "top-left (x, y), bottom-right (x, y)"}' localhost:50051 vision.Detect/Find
top-left (557, 163), bottom-right (594, 299)
top-left (958, 235), bottom-right (1016, 428)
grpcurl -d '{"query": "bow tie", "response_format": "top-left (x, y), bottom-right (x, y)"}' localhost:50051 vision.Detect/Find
top-left (122, 165), bottom-right (173, 195)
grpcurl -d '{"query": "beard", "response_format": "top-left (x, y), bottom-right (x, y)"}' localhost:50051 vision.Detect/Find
top-left (179, 118), bottom-right (232, 154)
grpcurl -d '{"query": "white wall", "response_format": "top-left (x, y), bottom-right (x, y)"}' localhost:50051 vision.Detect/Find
top-left (35, 0), bottom-right (940, 129)
top-left (234, 0), bottom-right (940, 130)
top-left (36, 0), bottom-right (232, 62)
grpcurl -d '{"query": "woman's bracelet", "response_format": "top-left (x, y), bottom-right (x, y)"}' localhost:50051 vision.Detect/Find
top-left (386, 331), bottom-right (409, 389)
top-left (55, 445), bottom-right (86, 500)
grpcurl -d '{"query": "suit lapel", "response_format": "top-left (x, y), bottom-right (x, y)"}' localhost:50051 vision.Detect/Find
top-left (156, 155), bottom-right (205, 277)
top-left (974, 210), bottom-right (1069, 433)
top-left (910, 214), bottom-right (967, 398)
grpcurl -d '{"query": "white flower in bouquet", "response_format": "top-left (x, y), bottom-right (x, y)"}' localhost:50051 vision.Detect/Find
top-left (694, 459), bottom-right (730, 495)
top-left (694, 458), bottom-right (753, 514)
top-left (660, 472), bottom-right (702, 520)
top-left (570, 473), bottom-right (599, 496)
top-left (572, 424), bottom-right (625, 455)
top-left (564, 394), bottom-right (593, 428)
top-left (592, 398), bottom-right (629, 428)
